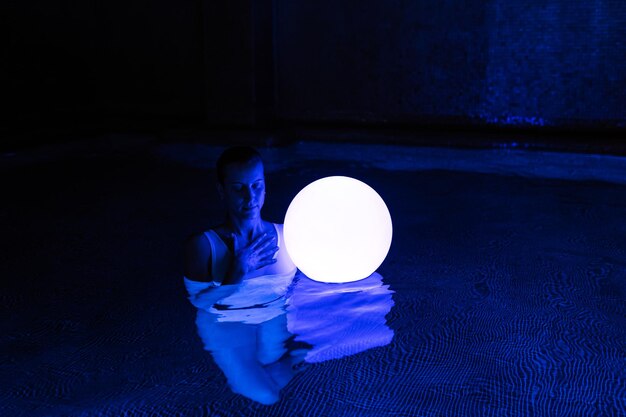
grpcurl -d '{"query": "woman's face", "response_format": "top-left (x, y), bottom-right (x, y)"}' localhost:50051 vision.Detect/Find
top-left (219, 160), bottom-right (266, 220)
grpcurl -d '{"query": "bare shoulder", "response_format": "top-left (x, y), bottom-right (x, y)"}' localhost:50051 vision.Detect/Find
top-left (185, 231), bottom-right (210, 247)
top-left (183, 232), bottom-right (212, 282)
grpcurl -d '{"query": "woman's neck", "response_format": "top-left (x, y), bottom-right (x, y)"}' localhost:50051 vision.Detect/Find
top-left (226, 216), bottom-right (265, 241)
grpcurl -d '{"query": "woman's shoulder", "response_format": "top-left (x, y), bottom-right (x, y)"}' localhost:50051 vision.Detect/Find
top-left (267, 221), bottom-right (283, 232)
top-left (185, 230), bottom-right (212, 249)
top-left (184, 223), bottom-right (230, 261)
top-left (210, 224), bottom-right (232, 245)
top-left (183, 231), bottom-right (213, 282)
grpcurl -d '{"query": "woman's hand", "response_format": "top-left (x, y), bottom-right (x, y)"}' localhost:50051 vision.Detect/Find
top-left (229, 233), bottom-right (279, 280)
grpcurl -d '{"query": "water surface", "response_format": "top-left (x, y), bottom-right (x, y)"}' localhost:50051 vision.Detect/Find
top-left (1, 141), bottom-right (625, 416)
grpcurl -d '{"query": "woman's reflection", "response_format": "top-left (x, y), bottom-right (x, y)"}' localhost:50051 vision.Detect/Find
top-left (185, 275), bottom-right (308, 405)
top-left (185, 271), bottom-right (395, 404)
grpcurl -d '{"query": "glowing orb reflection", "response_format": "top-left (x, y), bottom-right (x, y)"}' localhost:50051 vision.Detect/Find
top-left (284, 176), bottom-right (393, 283)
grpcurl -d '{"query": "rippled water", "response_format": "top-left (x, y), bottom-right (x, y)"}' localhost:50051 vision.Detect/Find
top-left (186, 272), bottom-right (394, 405)
top-left (1, 141), bottom-right (625, 416)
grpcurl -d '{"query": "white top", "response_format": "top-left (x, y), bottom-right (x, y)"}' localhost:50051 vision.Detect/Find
top-left (183, 223), bottom-right (297, 324)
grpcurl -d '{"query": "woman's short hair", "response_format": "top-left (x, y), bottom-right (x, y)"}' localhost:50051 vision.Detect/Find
top-left (216, 146), bottom-right (263, 184)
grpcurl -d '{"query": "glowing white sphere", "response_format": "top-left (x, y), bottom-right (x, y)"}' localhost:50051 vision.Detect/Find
top-left (284, 176), bottom-right (392, 283)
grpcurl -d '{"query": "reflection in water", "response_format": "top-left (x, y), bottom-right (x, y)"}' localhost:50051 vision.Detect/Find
top-left (185, 271), bottom-right (395, 405)
top-left (287, 271), bottom-right (395, 364)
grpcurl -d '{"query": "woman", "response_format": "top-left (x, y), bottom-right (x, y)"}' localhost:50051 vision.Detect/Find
top-left (184, 146), bottom-right (296, 287)
top-left (182, 146), bottom-right (301, 405)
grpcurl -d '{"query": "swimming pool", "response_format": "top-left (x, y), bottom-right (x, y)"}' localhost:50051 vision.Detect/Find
top-left (1, 139), bottom-right (625, 416)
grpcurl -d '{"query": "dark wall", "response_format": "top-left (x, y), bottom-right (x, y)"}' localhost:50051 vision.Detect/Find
top-left (4, 0), bottom-right (206, 131)
top-left (3, 0), bottom-right (625, 145)
top-left (274, 0), bottom-right (626, 128)
top-left (202, 0), bottom-right (274, 126)
top-left (96, 0), bottom-right (205, 124)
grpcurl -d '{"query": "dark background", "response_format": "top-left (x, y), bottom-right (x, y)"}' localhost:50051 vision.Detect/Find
top-left (1, 3), bottom-right (626, 414)
top-left (3, 0), bottom-right (625, 149)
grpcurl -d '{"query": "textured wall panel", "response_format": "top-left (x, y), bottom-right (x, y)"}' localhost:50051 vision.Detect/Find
top-left (274, 0), bottom-right (626, 128)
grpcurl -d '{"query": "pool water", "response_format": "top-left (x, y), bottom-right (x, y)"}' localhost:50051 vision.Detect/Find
top-left (1, 140), bottom-right (625, 416)
top-left (186, 271), bottom-right (394, 405)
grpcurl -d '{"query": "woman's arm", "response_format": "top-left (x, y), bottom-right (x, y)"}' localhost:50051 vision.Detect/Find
top-left (184, 232), bottom-right (212, 282)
